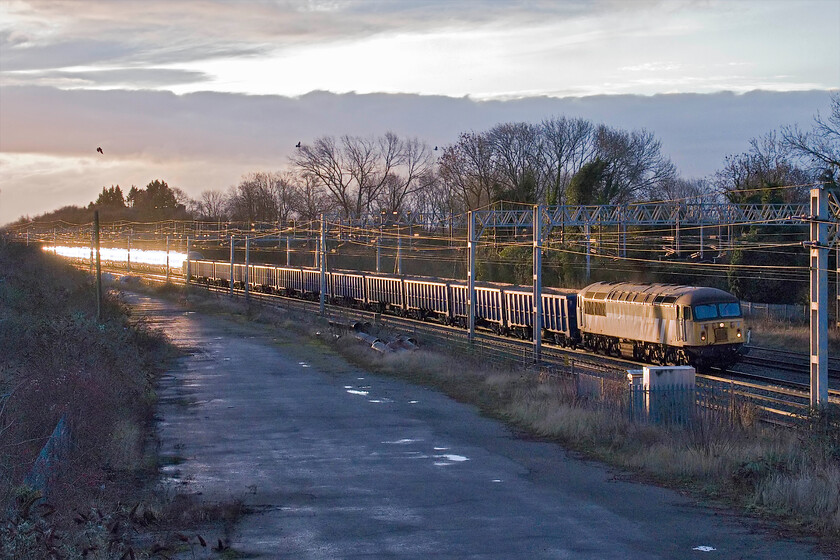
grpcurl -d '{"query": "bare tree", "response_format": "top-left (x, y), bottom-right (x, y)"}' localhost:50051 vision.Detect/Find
top-left (539, 117), bottom-right (596, 204)
top-left (438, 132), bottom-right (500, 211)
top-left (375, 136), bottom-right (436, 214)
top-left (291, 137), bottom-right (355, 217)
top-left (649, 176), bottom-right (718, 204)
top-left (292, 173), bottom-right (330, 221)
top-left (269, 171), bottom-right (298, 223)
top-left (227, 173), bottom-right (277, 223)
top-left (714, 132), bottom-right (811, 203)
top-left (594, 126), bottom-right (676, 203)
top-left (487, 122), bottom-right (542, 202)
top-left (193, 189), bottom-right (227, 220)
top-left (782, 92), bottom-right (840, 178)
top-left (291, 132), bottom-right (435, 219)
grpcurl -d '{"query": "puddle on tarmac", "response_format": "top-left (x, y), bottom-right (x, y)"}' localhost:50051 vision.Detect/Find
top-left (433, 454), bottom-right (469, 466)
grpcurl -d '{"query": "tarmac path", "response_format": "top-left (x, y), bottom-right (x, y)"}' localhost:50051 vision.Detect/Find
top-left (127, 292), bottom-right (823, 559)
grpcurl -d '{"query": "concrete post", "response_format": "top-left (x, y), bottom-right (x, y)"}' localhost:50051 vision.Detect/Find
top-left (127, 232), bottom-right (131, 273)
top-left (533, 205), bottom-right (542, 363)
top-left (286, 236), bottom-right (291, 266)
top-left (809, 186), bottom-right (829, 407)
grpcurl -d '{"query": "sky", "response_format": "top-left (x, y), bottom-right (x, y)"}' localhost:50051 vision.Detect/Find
top-left (1, 0), bottom-right (838, 225)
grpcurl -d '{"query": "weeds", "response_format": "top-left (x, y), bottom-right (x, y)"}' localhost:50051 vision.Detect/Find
top-left (0, 244), bottom-right (186, 555)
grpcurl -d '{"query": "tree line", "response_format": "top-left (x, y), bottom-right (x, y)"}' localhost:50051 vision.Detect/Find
top-left (20, 93), bottom-right (836, 228)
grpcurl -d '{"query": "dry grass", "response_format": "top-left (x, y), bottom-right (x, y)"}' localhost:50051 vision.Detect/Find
top-left (748, 316), bottom-right (840, 354)
top-left (0, 243), bottom-right (229, 558)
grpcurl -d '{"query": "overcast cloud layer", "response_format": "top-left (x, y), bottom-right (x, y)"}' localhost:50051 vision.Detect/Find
top-left (3, 1), bottom-right (837, 96)
top-left (0, 0), bottom-right (838, 224)
top-left (1, 87), bottom-right (834, 224)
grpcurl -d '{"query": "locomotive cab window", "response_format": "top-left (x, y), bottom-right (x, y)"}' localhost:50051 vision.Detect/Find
top-left (693, 304), bottom-right (718, 320)
top-left (719, 302), bottom-right (742, 318)
top-left (694, 302), bottom-right (742, 320)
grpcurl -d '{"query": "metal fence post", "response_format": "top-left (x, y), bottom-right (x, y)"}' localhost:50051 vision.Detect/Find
top-left (319, 215), bottom-right (326, 315)
top-left (165, 235), bottom-right (170, 283)
top-left (94, 211), bottom-right (102, 321)
top-left (229, 235), bottom-right (235, 296)
top-left (533, 204), bottom-right (542, 363)
top-left (245, 235), bottom-right (250, 302)
top-left (468, 210), bottom-right (476, 343)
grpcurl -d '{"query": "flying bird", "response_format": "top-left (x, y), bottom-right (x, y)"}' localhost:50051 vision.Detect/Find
top-left (96, 147), bottom-right (103, 154)
top-left (295, 141), bottom-right (301, 148)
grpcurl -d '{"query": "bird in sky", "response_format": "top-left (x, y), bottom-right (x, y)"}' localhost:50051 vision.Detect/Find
top-left (96, 147), bottom-right (103, 154)
top-left (295, 141), bottom-right (301, 148)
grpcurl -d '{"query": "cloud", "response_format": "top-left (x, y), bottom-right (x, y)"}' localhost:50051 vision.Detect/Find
top-left (1, 85), bottom-right (835, 224)
top-left (2, 68), bottom-right (210, 89)
top-left (2, 1), bottom-right (836, 99)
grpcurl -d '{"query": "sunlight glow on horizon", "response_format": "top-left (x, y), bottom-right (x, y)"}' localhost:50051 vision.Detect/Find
top-left (46, 245), bottom-right (187, 269)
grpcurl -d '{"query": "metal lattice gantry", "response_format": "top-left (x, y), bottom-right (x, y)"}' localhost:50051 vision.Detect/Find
top-left (473, 201), bottom-right (811, 236)
top-left (467, 199), bottom-right (830, 365)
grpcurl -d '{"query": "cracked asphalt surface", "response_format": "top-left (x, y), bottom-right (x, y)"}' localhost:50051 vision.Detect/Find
top-left (127, 292), bottom-right (824, 559)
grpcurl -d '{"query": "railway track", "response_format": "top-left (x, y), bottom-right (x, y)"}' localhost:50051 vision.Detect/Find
top-left (104, 267), bottom-right (839, 421)
top-left (741, 346), bottom-right (840, 378)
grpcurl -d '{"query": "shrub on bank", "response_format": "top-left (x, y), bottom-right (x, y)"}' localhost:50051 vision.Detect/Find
top-left (0, 242), bottom-right (174, 529)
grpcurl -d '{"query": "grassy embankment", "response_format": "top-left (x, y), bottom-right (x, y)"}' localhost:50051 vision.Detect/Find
top-left (0, 243), bottom-right (242, 559)
top-left (167, 281), bottom-right (840, 553)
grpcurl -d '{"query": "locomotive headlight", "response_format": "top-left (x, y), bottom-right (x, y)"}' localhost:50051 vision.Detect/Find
top-left (736, 329), bottom-right (742, 338)
top-left (700, 330), bottom-right (706, 341)
top-left (719, 322), bottom-right (725, 328)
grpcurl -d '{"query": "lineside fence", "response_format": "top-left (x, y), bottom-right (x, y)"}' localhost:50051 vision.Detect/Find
top-left (741, 301), bottom-right (811, 323)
